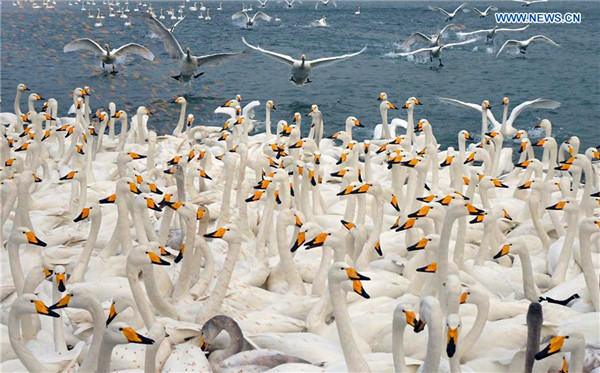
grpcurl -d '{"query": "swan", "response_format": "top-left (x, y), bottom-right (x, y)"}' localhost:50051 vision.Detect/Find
top-left (496, 35), bottom-right (560, 57)
top-left (402, 24), bottom-right (465, 48)
top-left (355, 7), bottom-right (360, 15)
top-left (398, 39), bottom-right (477, 67)
top-left (314, 0), bottom-right (336, 9)
top-left (258, 0), bottom-right (268, 8)
top-left (513, 0), bottom-right (548, 6)
top-left (63, 38), bottom-right (154, 73)
top-left (232, 10), bottom-right (271, 29)
top-left (314, 15), bottom-right (328, 28)
top-left (144, 12), bottom-right (245, 83)
top-left (457, 25), bottom-right (529, 44)
top-left (242, 37), bottom-right (366, 86)
top-left (96, 321), bottom-right (154, 373)
top-left (428, 3), bottom-right (466, 21)
top-left (463, 5), bottom-right (497, 18)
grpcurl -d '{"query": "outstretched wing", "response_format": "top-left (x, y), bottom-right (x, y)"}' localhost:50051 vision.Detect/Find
top-left (440, 38), bottom-right (477, 50)
top-left (453, 3), bottom-right (466, 13)
top-left (428, 5), bottom-right (450, 16)
top-left (398, 46), bottom-right (434, 57)
top-left (531, 35), bottom-right (560, 46)
top-left (170, 15), bottom-right (186, 32)
top-left (496, 40), bottom-right (519, 57)
top-left (457, 29), bottom-right (490, 37)
top-left (314, 0), bottom-right (321, 10)
top-left (144, 12), bottom-right (184, 60)
top-left (197, 51), bottom-right (246, 67)
top-left (484, 5), bottom-right (498, 13)
top-left (507, 99), bottom-right (561, 126)
top-left (252, 11), bottom-right (271, 22)
top-left (64, 38), bottom-right (105, 54)
top-left (496, 25), bottom-right (529, 33)
top-left (112, 43), bottom-right (155, 61)
top-left (309, 45), bottom-right (366, 68)
top-left (242, 37), bottom-right (296, 65)
top-left (232, 11), bottom-right (249, 20)
top-left (438, 97), bottom-right (500, 128)
top-left (243, 100), bottom-right (261, 119)
top-left (439, 23), bottom-right (465, 36)
top-left (402, 32), bottom-right (432, 48)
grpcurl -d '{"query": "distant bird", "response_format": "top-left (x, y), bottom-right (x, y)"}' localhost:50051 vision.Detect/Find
top-left (144, 13), bottom-right (245, 83)
top-left (315, 0), bottom-right (336, 10)
top-left (355, 6), bottom-right (360, 15)
top-left (402, 24), bottom-right (465, 49)
top-left (463, 5), bottom-right (498, 18)
top-left (458, 25), bottom-right (529, 44)
top-left (428, 3), bottom-right (466, 21)
top-left (242, 37), bottom-right (366, 85)
top-left (63, 38), bottom-right (154, 73)
top-left (232, 10), bottom-right (271, 29)
top-left (314, 15), bottom-right (327, 28)
top-left (496, 35), bottom-right (560, 57)
top-left (258, 0), bottom-right (268, 8)
top-left (513, 0), bottom-right (548, 6)
top-left (284, 0), bottom-right (296, 8)
top-left (398, 39), bottom-right (477, 67)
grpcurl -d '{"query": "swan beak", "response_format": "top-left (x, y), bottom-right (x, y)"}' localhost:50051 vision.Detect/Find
top-left (60, 171), bottom-right (77, 181)
top-left (34, 300), bottom-right (60, 317)
top-left (535, 336), bottom-right (567, 360)
top-left (417, 194), bottom-right (436, 203)
top-left (390, 195), bottom-right (400, 212)
top-left (55, 273), bottom-right (67, 292)
top-left (402, 158), bottom-right (420, 168)
top-left (330, 169), bottom-right (347, 177)
top-left (519, 142), bottom-right (527, 153)
top-left (199, 335), bottom-right (209, 351)
top-left (416, 262), bottom-right (437, 273)
top-left (518, 181), bottom-right (533, 190)
top-left (469, 213), bottom-right (486, 224)
top-left (503, 209), bottom-right (513, 221)
top-left (352, 279), bottom-right (370, 299)
top-left (447, 327), bottom-right (459, 357)
top-left (174, 244), bottom-right (185, 264)
top-left (255, 179), bottom-right (271, 190)
top-left (440, 156), bottom-right (453, 167)
top-left (460, 292), bottom-right (469, 304)
top-left (99, 194), bottom-right (117, 204)
top-left (346, 267), bottom-right (370, 281)
top-left (437, 195), bottom-right (454, 206)
top-left (555, 164), bottom-right (571, 171)
top-left (304, 232), bottom-right (329, 249)
top-left (15, 142), bottom-right (30, 151)
top-left (146, 198), bottom-right (162, 212)
top-left (560, 357), bottom-right (568, 373)
top-left (466, 203), bottom-right (484, 216)
top-left (341, 220), bottom-right (355, 230)
top-left (204, 227), bottom-right (228, 239)
top-left (492, 179), bottom-right (509, 188)
top-left (309, 170), bottom-right (317, 186)
top-left (49, 294), bottom-right (71, 310)
top-left (19, 128), bottom-right (31, 139)
top-left (289, 140), bottom-right (303, 149)
top-left (388, 103), bottom-right (398, 110)
top-left (246, 190), bottom-right (264, 202)
top-left (403, 310), bottom-right (417, 327)
top-left (148, 251), bottom-right (170, 266)
top-left (534, 139), bottom-right (546, 147)
top-left (129, 182), bottom-right (142, 195)
top-left (336, 185), bottom-right (354, 196)
top-left (464, 152), bottom-right (475, 164)
top-left (493, 244), bottom-right (511, 259)
top-left (197, 208), bottom-right (206, 220)
top-left (43, 268), bottom-right (53, 279)
top-left (397, 217), bottom-right (417, 231)
top-left (354, 119), bottom-right (363, 127)
top-left (121, 327), bottom-right (155, 345)
top-left (199, 169), bottom-right (212, 180)
top-left (408, 205), bottom-right (431, 218)
top-left (294, 214), bottom-right (303, 227)
top-left (546, 201), bottom-right (566, 210)
top-left (128, 152), bottom-right (146, 159)
top-left (407, 238), bottom-right (429, 252)
top-left (26, 231), bottom-right (47, 247)
top-left (23, 86), bottom-right (30, 91)
top-left (290, 231), bottom-right (306, 252)
top-left (413, 319), bottom-right (426, 333)
top-left (146, 109), bottom-right (153, 115)
top-left (106, 301), bottom-right (117, 325)
top-left (350, 183), bottom-right (371, 194)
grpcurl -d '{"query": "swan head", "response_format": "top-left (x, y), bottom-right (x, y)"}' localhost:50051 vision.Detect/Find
top-left (14, 294), bottom-right (59, 318)
top-left (187, 114), bottom-right (194, 127)
top-left (53, 265), bottom-right (67, 293)
top-left (128, 243), bottom-right (171, 267)
top-left (407, 233), bottom-right (440, 252)
top-left (536, 329), bottom-right (585, 361)
top-left (11, 227), bottom-right (47, 247)
top-left (459, 130), bottom-right (470, 140)
top-left (103, 322), bottom-right (155, 345)
top-left (172, 97), bottom-right (186, 104)
top-left (393, 304), bottom-right (419, 329)
top-left (378, 92), bottom-right (387, 101)
top-left (481, 100), bottom-right (491, 110)
top-left (513, 130), bottom-right (527, 140)
top-left (502, 97), bottom-right (509, 106)
top-left (300, 54), bottom-right (306, 61)
top-left (446, 314), bottom-right (461, 358)
top-left (17, 83), bottom-right (30, 91)
top-left (267, 100), bottom-right (276, 110)
top-left (104, 43), bottom-right (110, 51)
top-left (546, 198), bottom-right (578, 213)
top-left (328, 262), bottom-right (370, 298)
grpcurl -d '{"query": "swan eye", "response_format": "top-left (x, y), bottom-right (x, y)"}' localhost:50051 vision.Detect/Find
top-left (30, 300), bottom-right (34, 303)
top-left (119, 327), bottom-right (123, 331)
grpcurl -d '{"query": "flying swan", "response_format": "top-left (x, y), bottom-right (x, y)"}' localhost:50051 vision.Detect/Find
top-left (496, 35), bottom-right (560, 57)
top-left (232, 10), bottom-right (271, 29)
top-left (457, 25), bottom-right (529, 44)
top-left (63, 38), bottom-right (154, 74)
top-left (398, 39), bottom-right (476, 67)
top-left (242, 37), bottom-right (366, 86)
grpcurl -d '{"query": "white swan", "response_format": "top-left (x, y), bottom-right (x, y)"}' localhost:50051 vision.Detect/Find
top-left (402, 24), bottom-right (465, 48)
top-left (398, 39), bottom-right (477, 67)
top-left (144, 12), bottom-right (245, 83)
top-left (315, 0), bottom-right (336, 9)
top-left (428, 3), bottom-right (466, 21)
top-left (242, 37), bottom-right (366, 86)
top-left (457, 25), bottom-right (529, 44)
top-left (496, 35), bottom-right (560, 57)
top-left (463, 5), bottom-right (497, 18)
top-left (232, 10), bottom-right (271, 29)
top-left (63, 38), bottom-right (154, 73)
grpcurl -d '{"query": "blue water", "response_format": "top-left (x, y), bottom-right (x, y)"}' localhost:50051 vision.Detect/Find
top-left (1, 1), bottom-right (599, 151)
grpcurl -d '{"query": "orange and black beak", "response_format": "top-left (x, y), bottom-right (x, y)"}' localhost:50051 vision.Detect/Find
top-left (349, 184), bottom-right (371, 195)
top-left (396, 217), bottom-right (417, 232)
top-left (535, 336), bottom-right (567, 360)
top-left (346, 267), bottom-right (370, 299)
top-left (492, 179), bottom-right (509, 188)
top-left (50, 293), bottom-right (71, 310)
top-left (73, 207), bottom-right (90, 222)
top-left (25, 231), bottom-right (47, 247)
top-left (147, 183), bottom-right (163, 195)
top-left (416, 262), bottom-right (437, 273)
top-left (466, 203), bottom-right (484, 216)
top-left (148, 251), bottom-right (170, 266)
top-left (60, 171), bottom-right (77, 181)
top-left (55, 273), bottom-right (66, 292)
top-left (407, 238), bottom-right (428, 252)
top-left (35, 300), bottom-right (61, 317)
top-left (290, 230), bottom-right (306, 253)
top-left (447, 327), bottom-right (459, 358)
top-left (174, 244), bottom-right (185, 264)
top-left (408, 206), bottom-right (430, 218)
top-left (99, 194), bottom-right (116, 204)
top-left (493, 244), bottom-right (511, 259)
top-left (469, 213), bottom-right (485, 224)
top-left (245, 190), bottom-right (264, 203)
top-left (374, 240), bottom-right (383, 256)
top-left (106, 301), bottom-right (118, 325)
top-left (204, 228), bottom-right (228, 239)
top-left (146, 197), bottom-right (162, 212)
top-left (517, 181), bottom-right (533, 190)
top-left (120, 327), bottom-right (155, 345)
top-left (304, 232), bottom-right (329, 249)
top-left (546, 201), bottom-right (566, 211)
top-left (413, 319), bottom-right (426, 333)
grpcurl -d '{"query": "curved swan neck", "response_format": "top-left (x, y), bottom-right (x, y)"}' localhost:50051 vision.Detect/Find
top-left (8, 309), bottom-right (47, 373)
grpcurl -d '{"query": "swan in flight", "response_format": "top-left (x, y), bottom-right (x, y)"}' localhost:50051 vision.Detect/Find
top-left (463, 5), bottom-right (497, 18)
top-left (496, 35), bottom-right (560, 57)
top-left (144, 12), bottom-right (245, 83)
top-left (284, 0), bottom-right (296, 8)
top-left (458, 25), bottom-right (529, 44)
top-left (398, 39), bottom-right (476, 67)
top-left (402, 23), bottom-right (465, 48)
top-left (242, 37), bottom-right (366, 85)
top-left (258, 0), bottom-right (268, 8)
top-left (513, 0), bottom-right (548, 6)
top-left (232, 10), bottom-right (271, 29)
top-left (314, 15), bottom-right (327, 28)
top-left (63, 38), bottom-right (154, 74)
top-left (428, 2), bottom-right (466, 21)
top-left (315, 0), bottom-right (336, 10)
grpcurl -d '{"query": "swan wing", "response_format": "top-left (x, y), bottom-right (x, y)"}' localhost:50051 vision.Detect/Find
top-left (242, 37), bottom-right (296, 65)
top-left (457, 29), bottom-right (489, 36)
top-left (439, 23), bottom-right (465, 36)
top-left (401, 32), bottom-right (431, 48)
top-left (531, 35), bottom-right (560, 46)
top-left (243, 100), bottom-right (262, 119)
top-left (454, 3), bottom-right (467, 13)
top-left (171, 15), bottom-right (187, 31)
top-left (63, 38), bottom-right (105, 54)
top-left (496, 40), bottom-right (518, 57)
top-left (314, 0), bottom-right (320, 9)
top-left (232, 11), bottom-right (249, 20)
top-left (398, 46), bottom-right (434, 57)
top-left (440, 38), bottom-right (477, 49)
top-left (496, 25), bottom-right (529, 32)
top-left (438, 97), bottom-right (483, 112)
top-left (112, 43), bottom-right (154, 61)
top-left (214, 106), bottom-right (237, 118)
top-left (390, 118), bottom-right (408, 130)
top-left (309, 45), bottom-right (366, 68)
top-left (468, 7), bottom-right (482, 15)
top-left (144, 12), bottom-right (184, 59)
top-left (485, 5), bottom-right (498, 12)
top-left (196, 51), bottom-right (246, 67)
top-left (507, 99), bottom-right (561, 125)
top-left (428, 5), bottom-right (450, 16)
top-left (253, 11), bottom-right (271, 22)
